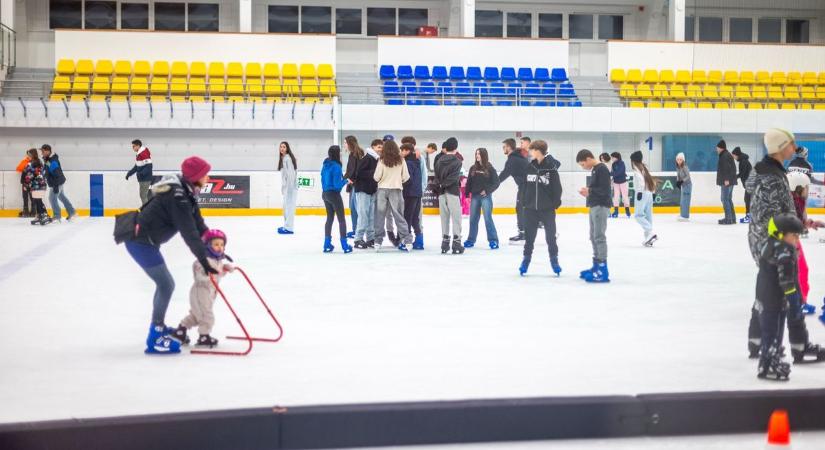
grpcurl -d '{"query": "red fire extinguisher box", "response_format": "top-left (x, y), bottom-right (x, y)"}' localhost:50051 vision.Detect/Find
top-left (417, 26), bottom-right (438, 36)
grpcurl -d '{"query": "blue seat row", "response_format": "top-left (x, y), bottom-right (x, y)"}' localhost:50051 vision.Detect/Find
top-left (379, 65), bottom-right (568, 83)
top-left (385, 98), bottom-right (583, 107)
top-left (382, 81), bottom-right (577, 98)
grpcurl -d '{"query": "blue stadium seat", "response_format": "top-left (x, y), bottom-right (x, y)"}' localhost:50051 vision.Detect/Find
top-left (571, 100), bottom-right (583, 107)
top-left (489, 82), bottom-right (505, 97)
top-left (480, 100), bottom-right (495, 106)
top-left (407, 98), bottom-right (422, 105)
top-left (449, 66), bottom-right (466, 80)
top-left (534, 68), bottom-right (551, 82)
top-left (397, 65), bottom-right (413, 80)
top-left (423, 99), bottom-right (439, 106)
top-left (386, 98), bottom-right (403, 105)
top-left (524, 83), bottom-right (541, 97)
top-left (506, 82), bottom-right (523, 97)
top-left (558, 83), bottom-right (575, 98)
top-left (497, 100), bottom-right (515, 106)
top-left (437, 81), bottom-right (454, 96)
top-left (459, 100), bottom-right (477, 106)
top-left (454, 82), bottom-right (471, 96)
top-left (414, 65), bottom-right (431, 80)
top-left (383, 81), bottom-right (400, 96)
top-left (419, 81), bottom-right (436, 96)
top-left (466, 66), bottom-right (482, 81)
top-left (517, 68), bottom-right (533, 82)
top-left (551, 68), bottom-right (568, 82)
top-left (500, 67), bottom-right (516, 81)
top-left (401, 81), bottom-right (418, 95)
top-left (471, 81), bottom-right (489, 96)
top-left (443, 98), bottom-right (458, 106)
top-left (540, 83), bottom-right (556, 98)
top-left (432, 66), bottom-right (448, 80)
top-left (519, 100), bottom-right (533, 107)
top-left (379, 65), bottom-right (396, 79)
top-left (483, 67), bottom-right (500, 81)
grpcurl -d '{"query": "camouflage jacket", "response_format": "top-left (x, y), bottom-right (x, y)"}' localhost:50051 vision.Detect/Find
top-left (746, 156), bottom-right (795, 264)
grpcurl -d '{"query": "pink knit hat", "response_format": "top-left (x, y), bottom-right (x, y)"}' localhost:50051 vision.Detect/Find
top-left (181, 156), bottom-right (211, 183)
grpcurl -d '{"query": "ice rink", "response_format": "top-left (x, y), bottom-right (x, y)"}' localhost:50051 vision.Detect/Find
top-left (2, 212), bottom-right (825, 426)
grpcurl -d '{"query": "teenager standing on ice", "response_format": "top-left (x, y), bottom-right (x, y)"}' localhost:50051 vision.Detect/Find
top-left (40, 144), bottom-right (77, 223)
top-left (320, 145), bottom-right (352, 253)
top-left (344, 136), bottom-right (363, 238)
top-left (278, 141), bottom-right (297, 235)
top-left (125, 139), bottom-right (153, 205)
top-left (373, 139), bottom-right (412, 251)
top-left (576, 149), bottom-right (611, 283)
top-left (464, 148), bottom-right (500, 250)
top-left (518, 140), bottom-right (562, 276)
top-left (435, 137), bottom-right (465, 254)
top-left (675, 153), bottom-right (692, 221)
top-left (609, 152), bottom-right (630, 218)
top-left (401, 143), bottom-right (424, 250)
top-left (716, 140), bottom-right (738, 225)
top-left (630, 151), bottom-right (658, 247)
top-left (498, 138), bottom-right (529, 243)
top-left (352, 140), bottom-right (380, 249)
top-left (123, 156), bottom-right (215, 354)
top-left (732, 147), bottom-right (752, 224)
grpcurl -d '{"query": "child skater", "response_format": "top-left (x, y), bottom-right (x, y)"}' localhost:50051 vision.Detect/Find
top-left (786, 172), bottom-right (823, 316)
top-left (373, 139), bottom-right (412, 251)
top-left (171, 229), bottom-right (235, 348)
top-left (278, 141), bottom-right (298, 235)
top-left (518, 140), bottom-right (562, 276)
top-left (576, 149), bottom-right (611, 283)
top-left (610, 152), bottom-right (630, 218)
top-left (320, 145), bottom-right (353, 254)
top-left (23, 149), bottom-right (52, 226)
top-left (401, 143), bottom-right (424, 250)
top-left (464, 147), bottom-right (501, 250)
top-left (630, 151), bottom-right (658, 247)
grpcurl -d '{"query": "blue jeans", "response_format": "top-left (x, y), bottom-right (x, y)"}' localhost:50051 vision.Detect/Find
top-left (354, 191), bottom-right (376, 241)
top-left (720, 184), bottom-right (735, 221)
top-left (466, 195), bottom-right (498, 243)
top-left (679, 183), bottom-right (692, 219)
top-left (634, 191), bottom-right (654, 235)
top-left (125, 241), bottom-right (175, 326)
top-left (48, 184), bottom-right (76, 219)
top-left (349, 191), bottom-right (358, 232)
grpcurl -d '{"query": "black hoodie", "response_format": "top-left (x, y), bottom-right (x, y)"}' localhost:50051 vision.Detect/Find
top-left (520, 156), bottom-right (562, 211)
top-left (717, 149), bottom-right (737, 186)
top-left (737, 153), bottom-right (752, 185)
top-left (353, 152), bottom-right (378, 195)
top-left (498, 151), bottom-right (529, 188)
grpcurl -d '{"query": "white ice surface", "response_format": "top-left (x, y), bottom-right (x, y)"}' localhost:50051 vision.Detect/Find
top-left (1, 214), bottom-right (825, 424)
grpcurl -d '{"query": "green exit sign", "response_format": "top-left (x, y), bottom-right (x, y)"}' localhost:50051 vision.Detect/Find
top-left (297, 177), bottom-right (314, 187)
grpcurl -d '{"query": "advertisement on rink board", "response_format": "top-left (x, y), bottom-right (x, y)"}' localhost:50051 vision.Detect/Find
top-left (586, 175), bottom-right (681, 207)
top-left (198, 175), bottom-right (250, 208)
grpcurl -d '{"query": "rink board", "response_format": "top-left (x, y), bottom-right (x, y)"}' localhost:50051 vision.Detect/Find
top-left (2, 389), bottom-right (825, 449)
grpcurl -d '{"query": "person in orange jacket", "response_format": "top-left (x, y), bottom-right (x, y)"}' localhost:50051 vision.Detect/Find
top-left (16, 151), bottom-right (34, 217)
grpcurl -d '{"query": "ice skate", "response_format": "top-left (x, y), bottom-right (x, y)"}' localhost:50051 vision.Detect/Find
top-left (169, 325), bottom-right (190, 345)
top-left (643, 233), bottom-right (658, 247)
top-left (791, 343), bottom-right (825, 364)
top-left (610, 208), bottom-right (618, 218)
top-left (509, 232), bottom-right (525, 244)
top-left (323, 237), bottom-right (334, 253)
top-left (412, 234), bottom-right (424, 250)
top-left (519, 258), bottom-right (530, 276)
top-left (748, 342), bottom-right (760, 359)
top-left (277, 227), bottom-right (294, 235)
top-left (388, 231), bottom-right (399, 247)
top-left (489, 240), bottom-right (499, 250)
top-left (801, 303), bottom-right (816, 315)
top-left (195, 334), bottom-right (219, 348)
top-left (757, 345), bottom-right (790, 381)
top-left (550, 257), bottom-right (562, 277)
top-left (463, 239), bottom-right (475, 248)
top-left (441, 235), bottom-right (450, 254)
top-left (340, 238), bottom-right (353, 254)
top-left (145, 324), bottom-right (181, 354)
top-left (451, 235), bottom-right (464, 254)
top-left (580, 259), bottom-right (598, 279)
top-left (584, 261), bottom-right (610, 283)
top-left (739, 214), bottom-right (751, 224)
top-left (354, 239), bottom-right (368, 249)
top-left (346, 231), bottom-right (355, 239)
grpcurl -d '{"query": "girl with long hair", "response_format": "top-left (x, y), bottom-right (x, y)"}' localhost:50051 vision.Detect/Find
top-left (278, 141), bottom-right (298, 234)
top-left (343, 136), bottom-right (364, 238)
top-left (320, 145), bottom-right (352, 253)
top-left (373, 140), bottom-right (412, 251)
top-left (464, 148), bottom-right (501, 249)
top-left (675, 152), bottom-right (692, 221)
top-left (610, 152), bottom-right (631, 218)
top-left (630, 151), bottom-right (658, 247)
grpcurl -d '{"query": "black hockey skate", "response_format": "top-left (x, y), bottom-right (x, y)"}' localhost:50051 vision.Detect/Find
top-left (748, 342), bottom-right (760, 359)
top-left (791, 343), bottom-right (825, 364)
top-left (441, 235), bottom-right (450, 254)
top-left (757, 345), bottom-right (791, 381)
top-left (388, 231), bottom-right (399, 247)
top-left (196, 334), bottom-right (219, 348)
top-left (451, 235), bottom-right (465, 254)
top-left (169, 325), bottom-right (190, 345)
top-left (30, 214), bottom-right (52, 226)
top-left (354, 239), bottom-right (368, 249)
top-left (366, 239), bottom-right (375, 248)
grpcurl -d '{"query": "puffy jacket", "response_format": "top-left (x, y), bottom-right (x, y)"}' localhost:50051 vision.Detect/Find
top-left (320, 158), bottom-right (348, 192)
top-left (746, 156), bottom-right (794, 264)
top-left (43, 153), bottom-right (67, 188)
top-left (344, 153), bottom-right (360, 193)
top-left (756, 236), bottom-right (798, 304)
top-left (717, 150), bottom-right (737, 186)
top-left (466, 164), bottom-right (500, 196)
top-left (787, 156), bottom-right (813, 180)
top-left (520, 156), bottom-right (562, 211)
top-left (126, 147), bottom-right (154, 182)
top-left (611, 160), bottom-right (628, 184)
top-left (403, 156), bottom-right (423, 198)
top-left (434, 153), bottom-right (463, 196)
top-left (23, 161), bottom-right (47, 192)
top-left (737, 153), bottom-right (752, 185)
top-left (353, 150), bottom-right (378, 195)
top-left (498, 151), bottom-right (529, 187)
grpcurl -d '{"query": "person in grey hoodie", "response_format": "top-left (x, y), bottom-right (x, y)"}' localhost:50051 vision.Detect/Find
top-left (675, 152), bottom-right (691, 221)
top-left (278, 141), bottom-right (297, 234)
top-left (434, 137), bottom-right (464, 254)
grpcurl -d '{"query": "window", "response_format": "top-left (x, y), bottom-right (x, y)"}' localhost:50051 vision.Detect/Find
top-left (49, 0), bottom-right (82, 29)
top-left (569, 14), bottom-right (594, 39)
top-left (188, 3), bottom-right (219, 32)
top-left (729, 18), bottom-right (752, 42)
top-left (398, 8), bottom-right (427, 36)
top-left (367, 7), bottom-right (395, 36)
top-left (685, 16), bottom-right (695, 41)
top-left (268, 5), bottom-right (298, 33)
top-left (758, 18), bottom-right (781, 43)
top-left (475, 10), bottom-right (503, 38)
top-left (786, 19), bottom-right (809, 43)
top-left (121, 3), bottom-right (148, 29)
top-left (301, 6), bottom-right (331, 33)
top-left (84, 1), bottom-right (116, 29)
top-left (154, 2), bottom-right (185, 31)
top-left (336, 8), bottom-right (362, 34)
top-left (506, 12), bottom-right (531, 38)
top-left (598, 15), bottom-right (623, 40)
top-left (538, 13), bottom-right (562, 38)
top-left (698, 17), bottom-right (722, 42)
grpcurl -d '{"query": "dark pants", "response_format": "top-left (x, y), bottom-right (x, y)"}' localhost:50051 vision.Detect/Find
top-left (322, 191), bottom-right (347, 238)
top-left (349, 191), bottom-right (358, 232)
top-left (22, 187), bottom-right (33, 214)
top-left (721, 184), bottom-right (736, 221)
top-left (523, 208), bottom-right (558, 261)
top-left (125, 240), bottom-right (175, 326)
top-left (744, 191), bottom-right (752, 215)
top-left (748, 296), bottom-right (810, 354)
top-left (403, 196), bottom-right (422, 237)
top-left (515, 186), bottom-right (524, 232)
top-left (32, 198), bottom-right (47, 215)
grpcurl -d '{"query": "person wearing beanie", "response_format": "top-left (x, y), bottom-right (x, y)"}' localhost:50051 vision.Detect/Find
top-left (716, 139), bottom-right (738, 225)
top-left (120, 156), bottom-right (214, 354)
top-left (675, 152), bottom-right (692, 221)
top-left (320, 145), bottom-right (353, 254)
top-left (126, 139), bottom-right (154, 205)
top-left (23, 148), bottom-right (51, 226)
top-left (609, 152), bottom-right (631, 218)
top-left (40, 144), bottom-right (77, 223)
top-left (731, 147), bottom-right (753, 223)
top-left (576, 148), bottom-right (610, 282)
top-left (630, 150), bottom-right (658, 247)
top-left (434, 137), bottom-right (465, 254)
top-left (498, 138), bottom-right (530, 242)
top-left (277, 141), bottom-right (298, 234)
top-left (787, 145), bottom-right (813, 180)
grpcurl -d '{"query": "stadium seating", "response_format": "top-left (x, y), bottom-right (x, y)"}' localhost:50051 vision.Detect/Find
top-left (52, 58), bottom-right (336, 103)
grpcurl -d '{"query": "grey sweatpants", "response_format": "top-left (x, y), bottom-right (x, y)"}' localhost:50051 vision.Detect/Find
top-left (374, 188), bottom-right (411, 245)
top-left (589, 206), bottom-right (609, 261)
top-left (439, 193), bottom-right (462, 237)
top-left (139, 181), bottom-right (151, 205)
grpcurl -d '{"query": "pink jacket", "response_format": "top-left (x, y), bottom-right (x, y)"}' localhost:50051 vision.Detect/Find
top-left (798, 241), bottom-right (809, 302)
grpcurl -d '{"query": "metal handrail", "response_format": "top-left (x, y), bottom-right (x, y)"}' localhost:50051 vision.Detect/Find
top-left (0, 23), bottom-right (16, 70)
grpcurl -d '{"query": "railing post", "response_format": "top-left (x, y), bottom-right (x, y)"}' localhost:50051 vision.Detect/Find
top-left (40, 98), bottom-right (48, 118)
top-left (18, 97), bottom-right (26, 118)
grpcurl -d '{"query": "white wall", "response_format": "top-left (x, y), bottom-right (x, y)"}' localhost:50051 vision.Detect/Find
top-left (376, 36), bottom-right (569, 69)
top-left (54, 30), bottom-right (336, 67)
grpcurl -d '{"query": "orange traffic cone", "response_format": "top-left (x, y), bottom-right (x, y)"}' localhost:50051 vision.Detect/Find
top-left (767, 409), bottom-right (791, 447)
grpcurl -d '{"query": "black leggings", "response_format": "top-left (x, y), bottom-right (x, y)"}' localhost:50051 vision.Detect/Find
top-left (32, 198), bottom-right (47, 215)
top-left (22, 187), bottom-right (33, 213)
top-left (403, 196), bottom-right (422, 237)
top-left (523, 208), bottom-right (558, 260)
top-left (322, 191), bottom-right (347, 238)
top-left (744, 191), bottom-right (752, 215)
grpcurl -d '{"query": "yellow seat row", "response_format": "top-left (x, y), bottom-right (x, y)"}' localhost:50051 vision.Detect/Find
top-left (49, 94), bottom-right (333, 104)
top-left (628, 100), bottom-right (825, 110)
top-left (619, 83), bottom-right (825, 101)
top-left (56, 59), bottom-right (335, 81)
top-left (611, 69), bottom-right (825, 86)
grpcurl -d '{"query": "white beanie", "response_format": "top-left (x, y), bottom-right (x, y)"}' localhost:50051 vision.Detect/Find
top-left (787, 171), bottom-right (810, 191)
top-left (763, 128), bottom-right (795, 155)
top-left (675, 152), bottom-right (686, 162)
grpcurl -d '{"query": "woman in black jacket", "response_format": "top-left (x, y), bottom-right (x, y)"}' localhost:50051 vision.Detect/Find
top-left (344, 136), bottom-right (364, 237)
top-left (123, 156), bottom-right (214, 354)
top-left (519, 140), bottom-right (563, 276)
top-left (464, 148), bottom-right (500, 249)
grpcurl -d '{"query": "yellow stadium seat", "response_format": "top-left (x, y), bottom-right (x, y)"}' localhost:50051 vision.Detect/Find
top-left (282, 63), bottom-right (299, 79)
top-left (50, 94), bottom-right (67, 102)
top-left (134, 60), bottom-right (150, 77)
top-left (787, 72), bottom-right (802, 85)
top-left (95, 60), bottom-right (113, 76)
top-left (739, 71), bottom-right (755, 85)
top-left (802, 72), bottom-right (817, 85)
top-left (755, 71), bottom-right (770, 84)
top-left (718, 85), bottom-right (733, 99)
top-left (652, 84), bottom-right (668, 98)
top-left (708, 70), bottom-right (722, 84)
top-left (209, 78), bottom-right (226, 97)
top-left (169, 78), bottom-right (187, 96)
top-left (70, 95), bottom-right (87, 102)
top-left (734, 85), bottom-right (751, 100)
top-left (301, 79), bottom-right (319, 96)
top-left (246, 80), bottom-right (263, 97)
top-left (263, 63), bottom-right (280, 80)
top-left (635, 84), bottom-right (653, 99)
top-left (171, 61), bottom-right (189, 78)
top-left (647, 101), bottom-right (662, 108)
top-left (619, 83), bottom-right (635, 98)
top-left (714, 102), bottom-right (729, 109)
top-left (780, 103), bottom-right (795, 110)
top-left (767, 86), bottom-right (783, 100)
top-left (245, 63), bottom-right (263, 80)
top-left (765, 103), bottom-right (779, 109)
top-left (669, 84), bottom-right (686, 99)
top-left (815, 103), bottom-right (825, 110)
top-left (784, 86), bottom-right (800, 100)
top-left (798, 103), bottom-right (812, 110)
top-left (659, 70), bottom-right (675, 84)
top-left (299, 64), bottom-right (316, 79)
top-left (752, 86), bottom-right (767, 100)
top-left (692, 70), bottom-right (707, 84)
top-left (226, 78), bottom-right (245, 96)
top-left (702, 85), bottom-right (719, 100)
top-left (150, 79), bottom-right (169, 97)
top-left (675, 70), bottom-right (691, 84)
top-left (732, 102), bottom-right (746, 109)
top-left (208, 62), bottom-right (226, 80)
top-left (818, 72), bottom-right (825, 85)
top-left (747, 102), bottom-right (762, 110)
top-left (680, 101), bottom-right (695, 109)
top-left (76, 59), bottom-right (94, 76)
top-left (642, 69), bottom-right (659, 83)
top-left (628, 101), bottom-right (644, 108)
top-left (56, 59), bottom-right (75, 76)
top-left (663, 101), bottom-right (679, 108)
top-left (111, 77), bottom-right (130, 95)
top-left (697, 101), bottom-right (712, 109)
top-left (114, 60), bottom-right (132, 77)
top-left (282, 78), bottom-right (299, 95)
top-left (319, 79), bottom-right (337, 96)
top-left (72, 76), bottom-right (90, 94)
top-left (92, 76), bottom-right (110, 95)
top-left (51, 76), bottom-right (71, 94)
top-left (131, 77), bottom-right (149, 95)
top-left (190, 79), bottom-right (207, 96)
top-left (264, 80), bottom-right (282, 97)
top-left (190, 62), bottom-right (206, 79)
top-left (317, 64), bottom-right (334, 80)
top-left (686, 84), bottom-right (702, 99)
top-left (771, 72), bottom-right (787, 84)
top-left (227, 62), bottom-right (244, 78)
top-left (130, 95), bottom-right (148, 103)
top-left (152, 61), bottom-right (170, 79)
top-left (723, 71), bottom-right (739, 84)
top-left (816, 86), bottom-right (825, 99)
top-left (800, 86), bottom-right (815, 100)
top-left (626, 69), bottom-right (642, 83)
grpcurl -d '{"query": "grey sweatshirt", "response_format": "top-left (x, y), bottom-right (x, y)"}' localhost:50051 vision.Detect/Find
top-left (677, 164), bottom-right (691, 185)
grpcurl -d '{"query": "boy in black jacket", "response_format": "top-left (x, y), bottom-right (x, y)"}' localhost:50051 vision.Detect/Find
top-left (499, 138), bottom-right (530, 243)
top-left (731, 147), bottom-right (753, 223)
top-left (716, 140), bottom-right (738, 225)
top-left (518, 140), bottom-right (562, 276)
top-left (40, 144), bottom-right (77, 222)
top-left (401, 143), bottom-right (424, 249)
top-left (577, 149), bottom-right (612, 283)
top-left (434, 137), bottom-right (464, 254)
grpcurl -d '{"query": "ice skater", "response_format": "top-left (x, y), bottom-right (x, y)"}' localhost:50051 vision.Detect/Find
top-left (518, 140), bottom-right (562, 276)
top-left (353, 140), bottom-right (380, 249)
top-left (434, 137), bottom-right (465, 254)
top-left (23, 149), bottom-right (51, 226)
top-left (498, 138), bottom-right (529, 243)
top-left (609, 152), bottom-right (630, 218)
top-left (171, 229), bottom-right (235, 348)
top-left (320, 145), bottom-right (352, 253)
top-left (344, 136), bottom-right (363, 239)
top-left (40, 144), bottom-right (77, 223)
top-left (464, 147), bottom-right (500, 250)
top-left (732, 147), bottom-right (752, 224)
top-left (125, 139), bottom-right (154, 205)
top-left (373, 139), bottom-right (412, 251)
top-left (787, 172), bottom-right (819, 316)
top-left (716, 140), bottom-right (737, 225)
top-left (278, 141), bottom-right (297, 235)
top-left (630, 151), bottom-right (658, 247)
top-left (576, 149), bottom-right (611, 282)
top-left (675, 153), bottom-right (692, 221)
top-left (401, 142), bottom-right (424, 250)
top-left (16, 149), bottom-right (34, 218)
